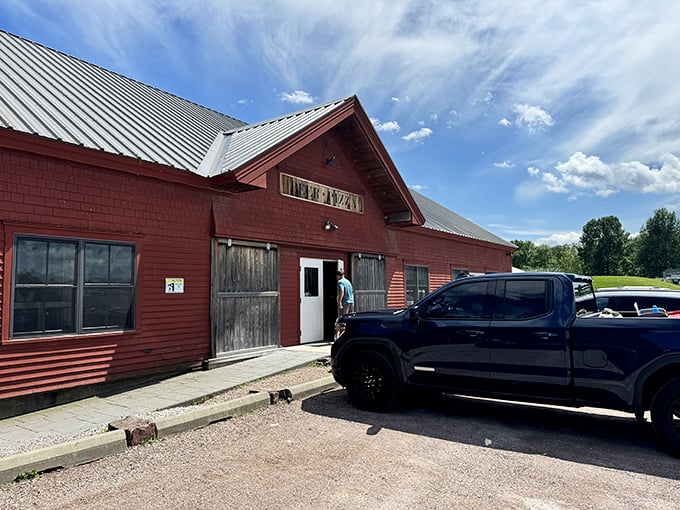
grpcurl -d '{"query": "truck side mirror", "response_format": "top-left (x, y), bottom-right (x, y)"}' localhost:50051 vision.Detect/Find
top-left (409, 307), bottom-right (421, 327)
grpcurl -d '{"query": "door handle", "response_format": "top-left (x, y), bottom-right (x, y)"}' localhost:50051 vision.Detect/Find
top-left (463, 330), bottom-right (485, 338)
top-left (532, 331), bottom-right (559, 340)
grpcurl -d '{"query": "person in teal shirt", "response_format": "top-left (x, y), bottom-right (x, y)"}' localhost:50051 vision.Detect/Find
top-left (336, 270), bottom-right (354, 316)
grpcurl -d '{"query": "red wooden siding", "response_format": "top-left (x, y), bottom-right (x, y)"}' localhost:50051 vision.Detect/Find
top-left (0, 147), bottom-right (213, 399)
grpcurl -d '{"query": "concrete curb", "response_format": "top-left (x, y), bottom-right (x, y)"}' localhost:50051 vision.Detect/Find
top-left (155, 392), bottom-right (271, 439)
top-left (0, 376), bottom-right (340, 485)
top-left (0, 430), bottom-right (127, 485)
top-left (288, 374), bottom-right (339, 400)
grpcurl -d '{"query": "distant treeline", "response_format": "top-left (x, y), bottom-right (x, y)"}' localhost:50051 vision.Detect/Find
top-left (512, 208), bottom-right (680, 277)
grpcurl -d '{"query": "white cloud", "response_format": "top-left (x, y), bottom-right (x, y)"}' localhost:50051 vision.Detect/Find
top-left (494, 161), bottom-right (514, 168)
top-left (401, 127), bottom-right (433, 142)
top-left (489, 223), bottom-right (581, 246)
top-left (370, 118), bottom-right (401, 132)
top-left (527, 166), bottom-right (540, 176)
top-left (409, 184), bottom-right (429, 191)
top-left (541, 172), bottom-right (570, 194)
top-left (279, 90), bottom-right (314, 104)
top-left (534, 231), bottom-right (581, 246)
top-left (499, 118), bottom-right (512, 127)
top-left (512, 104), bottom-right (554, 133)
top-left (540, 151), bottom-right (680, 197)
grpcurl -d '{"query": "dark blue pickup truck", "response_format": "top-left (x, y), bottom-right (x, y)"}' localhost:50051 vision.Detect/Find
top-left (331, 272), bottom-right (680, 455)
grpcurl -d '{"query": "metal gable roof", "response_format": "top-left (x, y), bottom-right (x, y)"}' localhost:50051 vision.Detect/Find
top-left (410, 188), bottom-right (515, 248)
top-left (197, 97), bottom-right (352, 177)
top-left (0, 30), bottom-right (245, 172)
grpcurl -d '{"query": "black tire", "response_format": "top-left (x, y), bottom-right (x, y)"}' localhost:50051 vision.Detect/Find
top-left (345, 350), bottom-right (402, 412)
top-left (650, 378), bottom-right (680, 456)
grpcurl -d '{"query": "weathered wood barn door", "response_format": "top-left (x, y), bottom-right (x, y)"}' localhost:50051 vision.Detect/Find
top-left (212, 239), bottom-right (280, 359)
top-left (351, 253), bottom-right (387, 312)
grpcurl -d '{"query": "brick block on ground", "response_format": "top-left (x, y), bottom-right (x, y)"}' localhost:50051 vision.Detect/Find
top-left (109, 416), bottom-right (157, 446)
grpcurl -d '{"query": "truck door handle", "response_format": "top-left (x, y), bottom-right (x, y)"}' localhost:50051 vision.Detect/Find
top-left (532, 331), bottom-right (558, 340)
top-left (463, 330), bottom-right (485, 338)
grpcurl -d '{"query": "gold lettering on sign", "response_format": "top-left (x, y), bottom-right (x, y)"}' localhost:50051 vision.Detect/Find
top-left (280, 174), bottom-right (364, 214)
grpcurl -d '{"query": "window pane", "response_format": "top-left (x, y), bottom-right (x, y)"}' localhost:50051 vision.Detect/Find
top-left (304, 268), bottom-right (319, 297)
top-left (417, 267), bottom-right (429, 300)
top-left (47, 242), bottom-right (76, 284)
top-left (85, 243), bottom-right (109, 283)
top-left (83, 287), bottom-right (133, 329)
top-left (405, 265), bottom-right (429, 305)
top-left (405, 266), bottom-right (418, 306)
top-left (504, 280), bottom-right (550, 319)
top-left (13, 287), bottom-right (75, 334)
top-left (44, 287), bottom-right (76, 332)
top-left (16, 239), bottom-right (47, 284)
top-left (452, 269), bottom-right (469, 280)
top-left (110, 245), bottom-right (133, 284)
top-left (424, 281), bottom-right (489, 318)
top-left (13, 287), bottom-right (42, 334)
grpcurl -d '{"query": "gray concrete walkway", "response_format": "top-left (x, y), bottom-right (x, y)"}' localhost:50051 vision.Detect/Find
top-left (0, 343), bottom-right (332, 459)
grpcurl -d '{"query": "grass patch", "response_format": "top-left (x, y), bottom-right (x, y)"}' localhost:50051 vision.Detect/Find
top-left (593, 275), bottom-right (680, 290)
top-left (15, 470), bottom-right (39, 482)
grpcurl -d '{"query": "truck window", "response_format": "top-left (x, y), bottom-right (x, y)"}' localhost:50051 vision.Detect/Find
top-left (422, 281), bottom-right (490, 319)
top-left (501, 280), bottom-right (552, 319)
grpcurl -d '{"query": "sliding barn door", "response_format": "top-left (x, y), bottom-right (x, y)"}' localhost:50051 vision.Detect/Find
top-left (351, 253), bottom-right (387, 312)
top-left (212, 240), bottom-right (279, 357)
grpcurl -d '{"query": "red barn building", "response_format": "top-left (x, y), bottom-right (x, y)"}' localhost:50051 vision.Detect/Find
top-left (0, 31), bottom-right (514, 415)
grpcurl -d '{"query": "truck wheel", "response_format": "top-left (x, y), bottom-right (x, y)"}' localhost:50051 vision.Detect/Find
top-left (650, 378), bottom-right (680, 456)
top-left (346, 351), bottom-right (401, 412)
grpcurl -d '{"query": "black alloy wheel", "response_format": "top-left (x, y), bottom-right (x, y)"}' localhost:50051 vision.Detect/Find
top-left (346, 350), bottom-right (401, 412)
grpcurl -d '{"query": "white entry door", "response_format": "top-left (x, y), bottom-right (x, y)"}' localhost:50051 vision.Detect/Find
top-left (300, 258), bottom-right (324, 343)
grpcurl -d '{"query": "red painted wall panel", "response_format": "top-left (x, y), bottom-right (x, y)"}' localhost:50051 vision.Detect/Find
top-left (0, 130), bottom-right (511, 401)
top-left (0, 147), bottom-right (214, 399)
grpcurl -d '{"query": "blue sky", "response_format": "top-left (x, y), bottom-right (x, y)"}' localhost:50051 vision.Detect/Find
top-left (2, 1), bottom-right (680, 246)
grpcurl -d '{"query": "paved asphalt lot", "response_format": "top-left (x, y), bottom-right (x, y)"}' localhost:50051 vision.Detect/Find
top-left (2, 387), bottom-right (679, 509)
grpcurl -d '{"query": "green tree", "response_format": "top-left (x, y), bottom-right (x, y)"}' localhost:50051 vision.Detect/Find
top-left (578, 216), bottom-right (628, 275)
top-left (551, 244), bottom-right (583, 274)
top-left (621, 235), bottom-right (641, 276)
top-left (510, 240), bottom-right (583, 273)
top-left (510, 240), bottom-right (536, 270)
top-left (637, 208), bottom-right (680, 277)
top-left (532, 244), bottom-right (555, 270)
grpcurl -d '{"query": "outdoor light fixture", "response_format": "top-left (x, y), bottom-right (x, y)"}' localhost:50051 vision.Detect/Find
top-left (325, 156), bottom-right (335, 167)
top-left (324, 219), bottom-right (339, 231)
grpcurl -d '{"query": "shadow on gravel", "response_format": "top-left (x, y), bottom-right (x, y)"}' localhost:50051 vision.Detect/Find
top-left (302, 389), bottom-right (680, 480)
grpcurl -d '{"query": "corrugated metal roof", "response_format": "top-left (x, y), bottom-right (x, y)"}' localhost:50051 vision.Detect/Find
top-left (0, 30), bottom-right (245, 171)
top-left (197, 97), bottom-right (351, 177)
top-left (410, 188), bottom-right (515, 248)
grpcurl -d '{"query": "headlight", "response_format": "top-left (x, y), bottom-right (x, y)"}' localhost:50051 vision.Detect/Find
top-left (334, 319), bottom-right (346, 341)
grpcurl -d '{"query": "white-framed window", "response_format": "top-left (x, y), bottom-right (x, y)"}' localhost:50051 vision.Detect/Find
top-left (405, 265), bottom-right (429, 305)
top-left (11, 235), bottom-right (136, 338)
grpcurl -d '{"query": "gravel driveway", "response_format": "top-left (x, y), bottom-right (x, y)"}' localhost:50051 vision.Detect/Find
top-left (2, 366), bottom-right (679, 509)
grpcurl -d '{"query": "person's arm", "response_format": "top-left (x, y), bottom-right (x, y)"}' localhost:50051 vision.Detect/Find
top-left (338, 284), bottom-right (345, 309)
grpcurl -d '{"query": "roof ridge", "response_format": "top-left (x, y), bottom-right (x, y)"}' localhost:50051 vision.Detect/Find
top-left (225, 96), bottom-right (354, 134)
